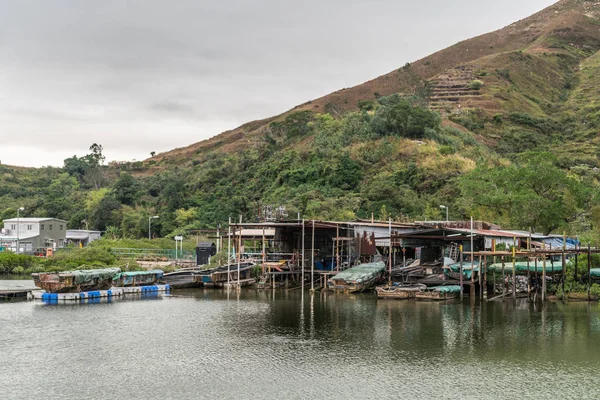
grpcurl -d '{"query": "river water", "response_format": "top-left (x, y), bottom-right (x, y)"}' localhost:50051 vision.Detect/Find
top-left (2, 279), bottom-right (600, 399)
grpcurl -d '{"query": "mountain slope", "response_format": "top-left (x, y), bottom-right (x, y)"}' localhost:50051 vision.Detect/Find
top-left (153, 0), bottom-right (600, 163)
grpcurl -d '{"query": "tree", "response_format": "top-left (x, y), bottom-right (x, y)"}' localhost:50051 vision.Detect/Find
top-left (90, 196), bottom-right (122, 231)
top-left (112, 172), bottom-right (141, 206)
top-left (371, 95), bottom-right (440, 138)
top-left (63, 143), bottom-right (106, 189)
top-left (457, 152), bottom-right (594, 233)
top-left (150, 151), bottom-right (156, 157)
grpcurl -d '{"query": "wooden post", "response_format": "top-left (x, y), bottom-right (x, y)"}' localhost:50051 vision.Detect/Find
top-left (238, 215), bottom-right (242, 287)
top-left (262, 227), bottom-right (266, 275)
top-left (227, 217), bottom-right (231, 286)
top-left (388, 218), bottom-right (392, 285)
top-left (512, 237), bottom-right (516, 300)
top-left (459, 245), bottom-right (464, 300)
top-left (575, 244), bottom-right (579, 281)
top-left (588, 245), bottom-right (592, 301)
top-left (527, 258), bottom-right (531, 299)
top-left (542, 243), bottom-right (546, 302)
top-left (562, 233), bottom-right (566, 302)
top-left (478, 255), bottom-right (483, 298)
top-left (492, 256), bottom-right (496, 296)
top-left (311, 220), bottom-right (315, 291)
top-left (336, 224), bottom-right (340, 272)
top-left (301, 219), bottom-right (305, 287)
top-left (501, 256), bottom-right (505, 295)
top-left (534, 257), bottom-right (538, 299)
top-left (483, 255), bottom-right (487, 299)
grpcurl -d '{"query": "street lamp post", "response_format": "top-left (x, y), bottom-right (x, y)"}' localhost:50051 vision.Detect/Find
top-left (439, 205), bottom-right (449, 222)
top-left (16, 207), bottom-right (24, 254)
top-left (148, 215), bottom-right (159, 240)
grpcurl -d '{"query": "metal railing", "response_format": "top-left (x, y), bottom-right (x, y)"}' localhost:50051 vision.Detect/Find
top-left (109, 248), bottom-right (195, 260)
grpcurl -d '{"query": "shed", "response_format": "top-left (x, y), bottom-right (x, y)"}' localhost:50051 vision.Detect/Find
top-left (196, 242), bottom-right (217, 266)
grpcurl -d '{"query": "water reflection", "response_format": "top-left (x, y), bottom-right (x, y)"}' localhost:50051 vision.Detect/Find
top-left (3, 285), bottom-right (600, 399)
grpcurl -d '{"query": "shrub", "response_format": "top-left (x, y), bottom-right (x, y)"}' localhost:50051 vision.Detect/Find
top-left (0, 252), bottom-right (39, 274)
top-left (357, 100), bottom-right (375, 111)
top-left (468, 80), bottom-right (484, 90)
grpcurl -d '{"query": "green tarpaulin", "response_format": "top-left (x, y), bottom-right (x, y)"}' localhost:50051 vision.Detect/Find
top-left (113, 270), bottom-right (164, 280)
top-left (331, 261), bottom-right (385, 283)
top-left (70, 268), bottom-right (122, 284)
top-left (429, 285), bottom-right (461, 293)
top-left (445, 262), bottom-right (479, 279)
top-left (590, 269), bottom-right (600, 278)
top-left (487, 262), bottom-right (563, 274)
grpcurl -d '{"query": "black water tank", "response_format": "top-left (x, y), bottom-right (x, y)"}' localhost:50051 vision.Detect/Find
top-left (196, 242), bottom-right (217, 266)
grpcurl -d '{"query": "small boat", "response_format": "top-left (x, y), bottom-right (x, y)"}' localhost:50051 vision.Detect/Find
top-left (415, 285), bottom-right (461, 301)
top-left (112, 270), bottom-right (164, 287)
top-left (193, 262), bottom-right (255, 287)
top-left (376, 283), bottom-right (426, 300)
top-left (32, 268), bottom-right (121, 293)
top-left (160, 268), bottom-right (204, 289)
top-left (327, 261), bottom-right (386, 293)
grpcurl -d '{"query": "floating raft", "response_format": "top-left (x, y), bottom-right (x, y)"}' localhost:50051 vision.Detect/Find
top-left (32, 285), bottom-right (171, 302)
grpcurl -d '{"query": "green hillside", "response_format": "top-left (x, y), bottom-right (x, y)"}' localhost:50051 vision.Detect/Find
top-left (1, 0), bottom-right (600, 243)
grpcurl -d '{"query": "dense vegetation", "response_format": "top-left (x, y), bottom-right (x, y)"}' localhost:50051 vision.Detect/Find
top-left (1, 94), bottom-right (598, 245)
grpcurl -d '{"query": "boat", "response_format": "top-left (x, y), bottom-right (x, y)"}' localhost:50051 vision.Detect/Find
top-left (193, 262), bottom-right (256, 287)
top-left (160, 268), bottom-right (204, 289)
top-left (327, 261), bottom-right (386, 293)
top-left (376, 283), bottom-right (426, 299)
top-left (32, 267), bottom-right (121, 293)
top-left (414, 285), bottom-right (461, 301)
top-left (112, 270), bottom-right (164, 287)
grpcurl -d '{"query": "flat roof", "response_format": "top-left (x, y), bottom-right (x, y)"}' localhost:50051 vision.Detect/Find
top-left (3, 217), bottom-right (68, 223)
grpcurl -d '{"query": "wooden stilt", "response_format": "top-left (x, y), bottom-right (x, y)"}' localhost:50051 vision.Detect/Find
top-left (459, 245), bottom-right (464, 300)
top-left (588, 245), bottom-right (592, 301)
top-left (542, 244), bottom-right (547, 302)
top-left (501, 257), bottom-right (505, 295)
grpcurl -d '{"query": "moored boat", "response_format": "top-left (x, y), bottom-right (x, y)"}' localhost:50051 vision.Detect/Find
top-left (160, 268), bottom-right (204, 289)
top-left (32, 267), bottom-right (121, 293)
top-left (327, 261), bottom-right (386, 293)
top-left (112, 270), bottom-right (164, 287)
top-left (193, 262), bottom-right (255, 287)
top-left (414, 285), bottom-right (461, 301)
top-left (376, 283), bottom-right (426, 300)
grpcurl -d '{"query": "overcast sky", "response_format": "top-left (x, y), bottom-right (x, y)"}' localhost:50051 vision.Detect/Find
top-left (0, 0), bottom-right (556, 167)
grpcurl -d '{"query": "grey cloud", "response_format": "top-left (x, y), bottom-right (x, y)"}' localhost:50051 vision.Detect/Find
top-left (0, 0), bottom-right (556, 166)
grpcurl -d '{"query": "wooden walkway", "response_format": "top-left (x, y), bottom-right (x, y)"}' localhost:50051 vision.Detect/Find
top-left (0, 289), bottom-right (33, 300)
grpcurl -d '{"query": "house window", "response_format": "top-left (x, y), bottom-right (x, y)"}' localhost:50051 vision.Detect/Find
top-left (58, 239), bottom-right (64, 247)
top-left (60, 225), bottom-right (63, 231)
top-left (27, 225), bottom-right (32, 231)
top-left (11, 224), bottom-right (15, 230)
top-left (41, 224), bottom-right (44, 230)
top-left (49, 225), bottom-right (53, 231)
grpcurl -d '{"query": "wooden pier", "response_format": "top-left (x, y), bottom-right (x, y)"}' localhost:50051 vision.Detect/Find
top-left (0, 289), bottom-right (35, 300)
